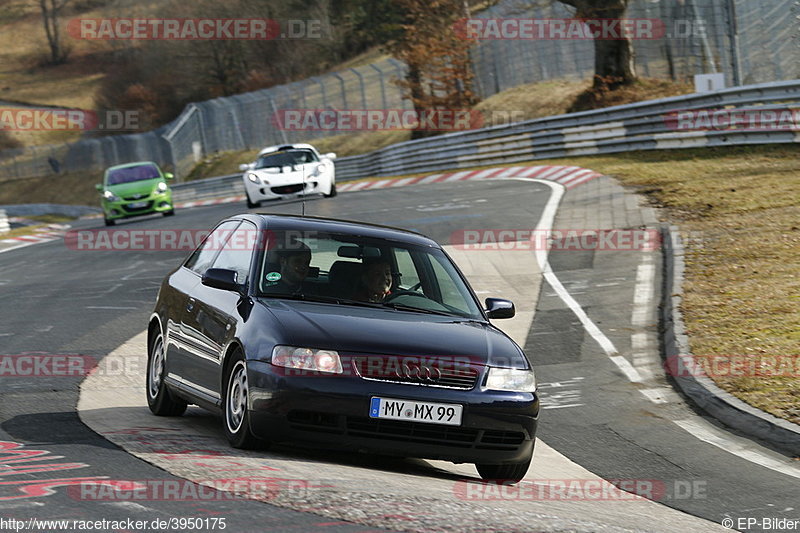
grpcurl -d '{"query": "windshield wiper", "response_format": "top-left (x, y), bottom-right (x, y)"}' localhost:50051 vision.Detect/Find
top-left (381, 302), bottom-right (456, 316)
top-left (262, 293), bottom-right (384, 308)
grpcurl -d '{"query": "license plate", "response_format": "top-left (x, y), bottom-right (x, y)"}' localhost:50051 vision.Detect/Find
top-left (369, 397), bottom-right (463, 426)
top-left (127, 201), bottom-right (148, 209)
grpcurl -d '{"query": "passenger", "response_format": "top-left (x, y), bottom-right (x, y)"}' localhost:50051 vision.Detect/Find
top-left (353, 259), bottom-right (392, 303)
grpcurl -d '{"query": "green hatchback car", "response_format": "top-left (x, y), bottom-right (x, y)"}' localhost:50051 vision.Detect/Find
top-left (97, 161), bottom-right (175, 226)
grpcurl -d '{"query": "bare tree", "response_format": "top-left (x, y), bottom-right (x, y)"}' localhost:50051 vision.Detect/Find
top-left (557, 0), bottom-right (636, 88)
top-left (39, 0), bottom-right (71, 64)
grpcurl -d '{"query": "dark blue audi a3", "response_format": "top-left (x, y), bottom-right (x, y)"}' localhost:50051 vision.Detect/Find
top-left (147, 214), bottom-right (539, 482)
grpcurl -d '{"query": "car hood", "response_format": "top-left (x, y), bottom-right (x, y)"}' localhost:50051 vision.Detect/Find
top-left (251, 166), bottom-right (320, 184)
top-left (255, 299), bottom-right (528, 368)
top-left (105, 178), bottom-right (162, 196)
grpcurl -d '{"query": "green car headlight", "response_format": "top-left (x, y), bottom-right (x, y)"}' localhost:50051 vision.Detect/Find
top-left (156, 181), bottom-right (168, 193)
top-left (103, 190), bottom-right (120, 202)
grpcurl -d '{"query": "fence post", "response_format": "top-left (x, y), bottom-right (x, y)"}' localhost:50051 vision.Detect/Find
top-left (369, 64), bottom-right (388, 109)
top-left (350, 68), bottom-right (367, 108)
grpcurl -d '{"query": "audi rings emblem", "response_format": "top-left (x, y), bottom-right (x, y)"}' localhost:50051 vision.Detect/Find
top-left (396, 362), bottom-right (442, 382)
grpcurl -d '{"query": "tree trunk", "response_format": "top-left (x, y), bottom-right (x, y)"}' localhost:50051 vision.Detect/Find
top-left (559, 0), bottom-right (637, 88)
top-left (593, 34), bottom-right (636, 88)
top-left (40, 0), bottom-right (68, 64)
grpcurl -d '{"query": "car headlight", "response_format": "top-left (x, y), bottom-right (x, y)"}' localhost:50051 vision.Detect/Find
top-left (156, 181), bottom-right (168, 192)
top-left (103, 190), bottom-right (120, 202)
top-left (484, 367), bottom-right (536, 392)
top-left (271, 346), bottom-right (343, 374)
top-left (247, 173), bottom-right (260, 184)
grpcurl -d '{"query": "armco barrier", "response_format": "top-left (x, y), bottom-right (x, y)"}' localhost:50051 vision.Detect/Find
top-left (162, 80), bottom-right (799, 198)
top-left (333, 80), bottom-right (800, 180)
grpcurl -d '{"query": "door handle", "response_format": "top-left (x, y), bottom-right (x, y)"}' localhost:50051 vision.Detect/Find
top-left (186, 298), bottom-right (196, 312)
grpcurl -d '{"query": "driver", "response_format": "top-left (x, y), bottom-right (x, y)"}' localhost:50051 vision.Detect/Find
top-left (264, 239), bottom-right (312, 294)
top-left (353, 259), bottom-right (392, 303)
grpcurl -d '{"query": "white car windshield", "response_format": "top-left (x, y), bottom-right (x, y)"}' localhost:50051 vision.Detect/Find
top-left (254, 150), bottom-right (318, 170)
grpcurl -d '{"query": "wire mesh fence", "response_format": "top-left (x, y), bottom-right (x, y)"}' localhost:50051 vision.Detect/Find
top-left (0, 0), bottom-right (797, 183)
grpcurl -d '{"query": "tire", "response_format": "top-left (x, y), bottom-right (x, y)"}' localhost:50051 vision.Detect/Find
top-left (162, 209), bottom-right (175, 217)
top-left (146, 329), bottom-right (187, 416)
top-left (222, 350), bottom-right (261, 449)
top-left (246, 193), bottom-right (260, 209)
top-left (475, 454), bottom-right (532, 484)
top-left (104, 217), bottom-right (115, 226)
top-left (324, 182), bottom-right (337, 198)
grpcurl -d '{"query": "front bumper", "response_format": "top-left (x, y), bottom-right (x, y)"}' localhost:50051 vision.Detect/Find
top-left (246, 360), bottom-right (539, 464)
top-left (102, 191), bottom-right (173, 220)
top-left (244, 177), bottom-right (328, 201)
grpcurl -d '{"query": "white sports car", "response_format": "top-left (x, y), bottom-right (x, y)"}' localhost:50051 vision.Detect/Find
top-left (239, 144), bottom-right (337, 208)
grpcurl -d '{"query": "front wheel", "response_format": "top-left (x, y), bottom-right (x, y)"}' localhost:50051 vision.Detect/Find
top-left (162, 209), bottom-right (175, 217)
top-left (146, 330), bottom-right (187, 416)
top-left (104, 217), bottom-right (115, 226)
top-left (222, 351), bottom-right (261, 449)
top-left (324, 182), bottom-right (337, 198)
top-left (475, 454), bottom-right (532, 484)
top-left (246, 193), bottom-right (261, 209)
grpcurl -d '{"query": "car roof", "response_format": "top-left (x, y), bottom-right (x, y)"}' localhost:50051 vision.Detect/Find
top-left (236, 214), bottom-right (440, 248)
top-left (105, 161), bottom-right (159, 171)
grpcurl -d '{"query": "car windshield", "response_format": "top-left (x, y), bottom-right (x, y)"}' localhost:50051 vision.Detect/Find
top-left (254, 150), bottom-right (317, 169)
top-left (257, 230), bottom-right (484, 320)
top-left (107, 164), bottom-right (161, 185)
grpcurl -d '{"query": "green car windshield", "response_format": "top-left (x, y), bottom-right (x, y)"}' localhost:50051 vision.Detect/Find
top-left (107, 164), bottom-right (161, 185)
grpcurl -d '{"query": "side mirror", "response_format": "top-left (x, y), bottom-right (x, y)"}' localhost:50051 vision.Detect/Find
top-left (323, 152), bottom-right (337, 160)
top-left (164, 172), bottom-right (174, 180)
top-left (95, 184), bottom-right (104, 192)
top-left (485, 298), bottom-right (515, 319)
top-left (239, 163), bottom-right (252, 172)
top-left (202, 268), bottom-right (244, 294)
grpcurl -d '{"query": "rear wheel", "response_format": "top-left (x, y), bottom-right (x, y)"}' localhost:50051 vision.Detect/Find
top-left (104, 217), bottom-right (115, 226)
top-left (146, 330), bottom-right (187, 416)
top-left (222, 350), bottom-right (261, 449)
top-left (475, 453), bottom-right (532, 484)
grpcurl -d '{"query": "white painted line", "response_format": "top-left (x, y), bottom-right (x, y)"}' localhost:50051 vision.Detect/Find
top-left (507, 177), bottom-right (620, 358)
top-left (640, 388), bottom-right (681, 404)
top-left (609, 355), bottom-right (645, 383)
top-left (674, 418), bottom-right (800, 480)
top-left (85, 306), bottom-right (138, 310)
top-left (632, 259), bottom-right (655, 328)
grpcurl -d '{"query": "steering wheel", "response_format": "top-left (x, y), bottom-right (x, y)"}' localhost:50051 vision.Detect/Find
top-left (385, 289), bottom-right (427, 302)
top-left (407, 281), bottom-right (423, 292)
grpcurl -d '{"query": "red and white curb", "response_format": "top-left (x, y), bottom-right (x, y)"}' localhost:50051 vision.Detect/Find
top-left (0, 223), bottom-right (71, 246)
top-left (176, 195), bottom-right (246, 209)
top-left (337, 165), bottom-right (601, 194)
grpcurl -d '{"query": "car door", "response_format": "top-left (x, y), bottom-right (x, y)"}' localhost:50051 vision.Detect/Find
top-left (183, 221), bottom-right (257, 399)
top-left (167, 220), bottom-right (241, 400)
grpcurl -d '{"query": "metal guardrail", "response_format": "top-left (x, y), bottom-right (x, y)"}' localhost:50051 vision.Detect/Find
top-left (167, 80), bottom-right (799, 199)
top-left (333, 80), bottom-right (800, 180)
top-left (0, 210), bottom-right (9, 234)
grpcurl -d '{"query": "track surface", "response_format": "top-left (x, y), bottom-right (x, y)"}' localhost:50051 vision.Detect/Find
top-left (1, 179), bottom-right (798, 532)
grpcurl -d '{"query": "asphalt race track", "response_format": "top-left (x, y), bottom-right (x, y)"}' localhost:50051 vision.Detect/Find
top-left (1, 178), bottom-right (798, 532)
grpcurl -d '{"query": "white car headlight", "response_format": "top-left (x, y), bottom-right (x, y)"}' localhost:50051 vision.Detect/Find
top-left (271, 346), bottom-right (343, 374)
top-left (103, 190), bottom-right (120, 202)
top-left (247, 173), bottom-right (260, 184)
top-left (156, 181), bottom-right (168, 192)
top-left (484, 367), bottom-right (536, 392)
